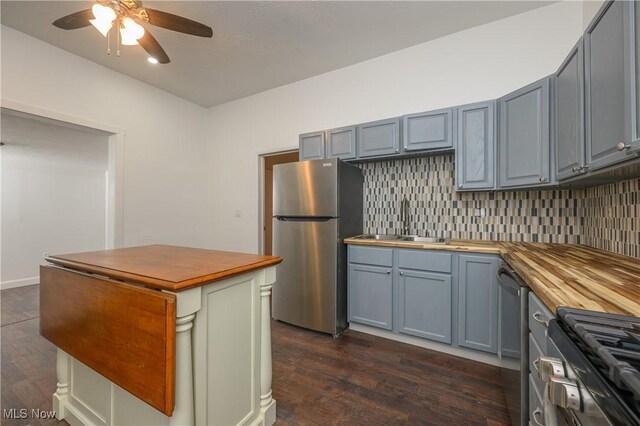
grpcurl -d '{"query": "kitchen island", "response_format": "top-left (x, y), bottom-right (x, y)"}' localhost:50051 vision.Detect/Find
top-left (40, 245), bottom-right (282, 426)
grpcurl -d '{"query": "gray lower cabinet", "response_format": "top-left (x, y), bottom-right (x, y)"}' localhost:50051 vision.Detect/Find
top-left (457, 254), bottom-right (499, 354)
top-left (455, 101), bottom-right (496, 191)
top-left (348, 264), bottom-right (393, 330)
top-left (327, 126), bottom-right (357, 160)
top-left (555, 39), bottom-right (587, 180)
top-left (299, 131), bottom-right (325, 161)
top-left (585, 0), bottom-right (639, 171)
top-left (402, 108), bottom-right (453, 152)
top-left (357, 117), bottom-right (401, 158)
top-left (498, 77), bottom-right (551, 188)
top-left (398, 269), bottom-right (452, 343)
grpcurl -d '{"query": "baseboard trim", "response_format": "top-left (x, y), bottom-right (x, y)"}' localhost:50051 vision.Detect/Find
top-left (349, 323), bottom-right (519, 369)
top-left (1, 276), bottom-right (39, 290)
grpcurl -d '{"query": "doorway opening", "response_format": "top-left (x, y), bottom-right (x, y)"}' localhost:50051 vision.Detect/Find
top-left (259, 150), bottom-right (298, 255)
top-left (0, 105), bottom-right (124, 289)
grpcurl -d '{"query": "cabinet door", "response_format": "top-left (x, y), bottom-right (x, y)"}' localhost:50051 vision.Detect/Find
top-left (633, 0), bottom-right (640, 152)
top-left (402, 108), bottom-right (453, 152)
top-left (327, 126), bottom-right (357, 160)
top-left (398, 269), bottom-right (452, 343)
top-left (348, 264), bottom-right (392, 330)
top-left (555, 40), bottom-right (586, 180)
top-left (458, 254), bottom-right (499, 354)
top-left (499, 77), bottom-right (551, 188)
top-left (357, 118), bottom-right (400, 158)
top-left (299, 131), bottom-right (325, 160)
top-left (585, 0), bottom-right (637, 170)
top-left (455, 102), bottom-right (496, 190)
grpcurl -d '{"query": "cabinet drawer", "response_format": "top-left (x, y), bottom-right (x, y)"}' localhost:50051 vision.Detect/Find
top-left (397, 249), bottom-right (451, 273)
top-left (529, 292), bottom-right (554, 354)
top-left (529, 374), bottom-right (545, 426)
top-left (529, 332), bottom-right (545, 397)
top-left (348, 245), bottom-right (393, 267)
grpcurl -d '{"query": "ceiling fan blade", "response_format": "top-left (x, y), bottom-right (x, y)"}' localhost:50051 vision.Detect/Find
top-left (53, 9), bottom-right (93, 30)
top-left (145, 8), bottom-right (213, 38)
top-left (139, 29), bottom-right (170, 64)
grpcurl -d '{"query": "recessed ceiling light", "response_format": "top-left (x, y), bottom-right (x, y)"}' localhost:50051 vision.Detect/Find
top-left (147, 57), bottom-right (159, 65)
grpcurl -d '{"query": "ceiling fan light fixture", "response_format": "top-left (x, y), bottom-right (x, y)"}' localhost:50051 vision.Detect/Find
top-left (147, 57), bottom-right (159, 64)
top-left (90, 4), bottom-right (116, 36)
top-left (120, 17), bottom-right (145, 43)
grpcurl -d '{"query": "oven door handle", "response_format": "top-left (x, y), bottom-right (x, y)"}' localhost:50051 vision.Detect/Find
top-left (497, 266), bottom-right (525, 297)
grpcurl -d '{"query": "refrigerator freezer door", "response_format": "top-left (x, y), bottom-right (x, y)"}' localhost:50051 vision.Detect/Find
top-left (273, 158), bottom-right (338, 217)
top-left (272, 217), bottom-right (339, 334)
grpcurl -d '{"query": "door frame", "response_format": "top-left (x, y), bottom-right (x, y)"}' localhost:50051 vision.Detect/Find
top-left (257, 148), bottom-right (298, 255)
top-left (1, 99), bottom-right (125, 249)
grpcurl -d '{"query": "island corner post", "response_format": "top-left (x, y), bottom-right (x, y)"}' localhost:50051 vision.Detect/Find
top-left (39, 244), bottom-right (282, 426)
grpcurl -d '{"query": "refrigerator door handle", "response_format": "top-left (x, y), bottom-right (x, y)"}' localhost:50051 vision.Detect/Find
top-left (275, 216), bottom-right (334, 222)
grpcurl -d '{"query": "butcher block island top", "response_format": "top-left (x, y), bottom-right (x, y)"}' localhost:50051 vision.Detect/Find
top-left (45, 244), bottom-right (282, 291)
top-left (40, 244), bottom-right (282, 426)
top-left (344, 238), bottom-right (639, 317)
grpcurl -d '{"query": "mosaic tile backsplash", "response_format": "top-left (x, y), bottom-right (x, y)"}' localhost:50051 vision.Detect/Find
top-left (357, 155), bottom-right (639, 258)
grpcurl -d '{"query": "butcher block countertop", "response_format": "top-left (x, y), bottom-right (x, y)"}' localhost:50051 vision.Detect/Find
top-left (344, 238), bottom-right (639, 317)
top-left (344, 237), bottom-right (503, 254)
top-left (46, 244), bottom-right (282, 292)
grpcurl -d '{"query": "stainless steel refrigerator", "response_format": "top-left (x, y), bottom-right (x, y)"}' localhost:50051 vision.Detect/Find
top-left (272, 158), bottom-right (363, 336)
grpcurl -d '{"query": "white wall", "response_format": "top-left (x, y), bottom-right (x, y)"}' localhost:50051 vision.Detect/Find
top-left (1, 130), bottom-right (108, 287)
top-left (1, 25), bottom-right (212, 252)
top-left (205, 1), bottom-right (585, 253)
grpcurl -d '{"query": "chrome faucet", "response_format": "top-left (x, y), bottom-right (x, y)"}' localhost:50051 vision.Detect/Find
top-left (400, 196), bottom-right (410, 236)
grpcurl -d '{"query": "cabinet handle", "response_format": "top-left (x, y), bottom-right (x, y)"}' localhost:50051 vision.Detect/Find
top-left (386, 269), bottom-right (392, 274)
top-left (532, 311), bottom-right (549, 328)
top-left (539, 176), bottom-right (546, 182)
top-left (571, 166), bottom-right (579, 173)
top-left (532, 407), bottom-right (544, 426)
top-left (458, 184), bottom-right (463, 188)
top-left (399, 271), bottom-right (404, 276)
top-left (616, 142), bottom-right (631, 152)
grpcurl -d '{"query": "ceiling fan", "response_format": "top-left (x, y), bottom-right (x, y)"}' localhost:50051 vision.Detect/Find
top-left (52, 0), bottom-right (213, 64)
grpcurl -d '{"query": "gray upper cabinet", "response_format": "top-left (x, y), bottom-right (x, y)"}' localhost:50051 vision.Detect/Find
top-left (455, 101), bottom-right (496, 191)
top-left (299, 131), bottom-right (325, 161)
top-left (585, 0), bottom-right (638, 170)
top-left (402, 108), bottom-right (453, 152)
top-left (398, 269), bottom-right (452, 344)
top-left (327, 126), bottom-right (357, 160)
top-left (499, 77), bottom-right (551, 188)
top-left (633, 0), bottom-right (640, 151)
top-left (457, 254), bottom-right (499, 354)
top-left (555, 39), bottom-right (586, 180)
top-left (357, 117), bottom-right (401, 159)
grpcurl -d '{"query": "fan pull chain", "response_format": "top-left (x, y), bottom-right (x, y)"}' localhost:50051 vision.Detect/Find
top-left (116, 19), bottom-right (121, 57)
top-left (107, 29), bottom-right (111, 55)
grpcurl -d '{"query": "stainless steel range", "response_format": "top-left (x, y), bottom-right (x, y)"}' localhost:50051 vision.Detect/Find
top-left (537, 307), bottom-right (640, 426)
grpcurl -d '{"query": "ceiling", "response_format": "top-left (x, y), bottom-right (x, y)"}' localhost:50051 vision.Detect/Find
top-left (1, 1), bottom-right (555, 108)
top-left (1, 108), bottom-right (110, 170)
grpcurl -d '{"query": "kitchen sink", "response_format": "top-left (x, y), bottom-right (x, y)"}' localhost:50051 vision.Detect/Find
top-left (353, 234), bottom-right (449, 244)
top-left (400, 236), bottom-right (449, 244)
top-left (354, 234), bottom-right (404, 241)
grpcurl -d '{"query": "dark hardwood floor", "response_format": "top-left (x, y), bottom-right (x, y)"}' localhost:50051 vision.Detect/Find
top-left (1, 285), bottom-right (511, 425)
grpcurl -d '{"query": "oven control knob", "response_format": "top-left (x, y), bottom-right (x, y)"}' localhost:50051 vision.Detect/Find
top-left (548, 376), bottom-right (581, 412)
top-left (538, 356), bottom-right (565, 382)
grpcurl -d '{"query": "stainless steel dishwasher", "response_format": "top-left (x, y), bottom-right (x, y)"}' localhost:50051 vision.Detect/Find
top-left (497, 261), bottom-right (530, 426)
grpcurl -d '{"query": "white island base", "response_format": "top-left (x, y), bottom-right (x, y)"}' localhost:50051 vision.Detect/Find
top-left (51, 266), bottom-right (277, 426)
